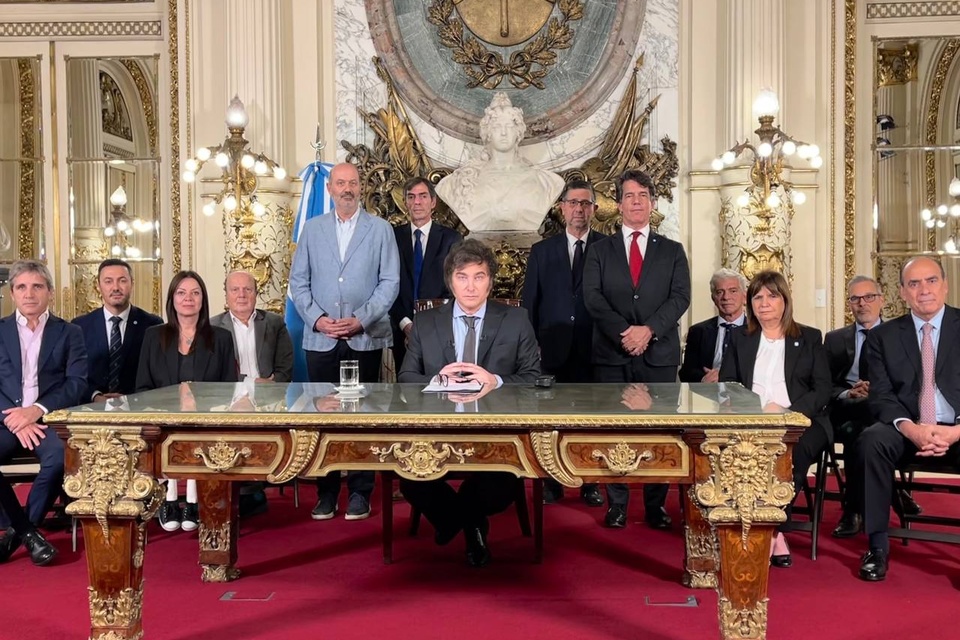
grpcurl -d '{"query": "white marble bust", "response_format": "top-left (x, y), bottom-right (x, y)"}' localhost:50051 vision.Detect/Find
top-left (436, 93), bottom-right (565, 233)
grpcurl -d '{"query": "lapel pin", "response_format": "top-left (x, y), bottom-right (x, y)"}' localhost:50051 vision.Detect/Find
top-left (794, 341), bottom-right (800, 347)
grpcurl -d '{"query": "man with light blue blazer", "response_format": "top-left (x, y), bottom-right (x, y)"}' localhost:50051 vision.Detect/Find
top-left (290, 162), bottom-right (400, 522)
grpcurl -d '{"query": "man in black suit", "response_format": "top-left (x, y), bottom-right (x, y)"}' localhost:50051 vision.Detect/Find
top-left (824, 275), bottom-right (885, 538)
top-left (399, 239), bottom-right (540, 567)
top-left (0, 260), bottom-right (87, 542)
top-left (73, 259), bottom-right (163, 403)
top-left (522, 178), bottom-right (604, 506)
top-left (583, 169), bottom-right (691, 530)
top-left (679, 268), bottom-right (747, 384)
top-left (390, 177), bottom-right (462, 371)
top-left (857, 256), bottom-right (960, 581)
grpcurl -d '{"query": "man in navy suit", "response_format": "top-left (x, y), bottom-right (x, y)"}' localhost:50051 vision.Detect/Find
top-left (0, 260), bottom-right (87, 540)
top-left (390, 177), bottom-right (462, 371)
top-left (678, 268), bottom-right (747, 384)
top-left (72, 259), bottom-right (163, 402)
top-left (522, 179), bottom-right (605, 506)
top-left (857, 257), bottom-right (960, 581)
top-left (583, 169), bottom-right (691, 530)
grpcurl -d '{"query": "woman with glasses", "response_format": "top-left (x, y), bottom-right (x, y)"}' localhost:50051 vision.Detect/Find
top-left (136, 271), bottom-right (238, 533)
top-left (719, 270), bottom-right (832, 568)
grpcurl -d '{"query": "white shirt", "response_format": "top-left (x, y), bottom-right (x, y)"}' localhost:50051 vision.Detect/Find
top-left (621, 224), bottom-right (650, 259)
top-left (103, 305), bottom-right (131, 343)
top-left (400, 220), bottom-right (435, 330)
top-left (230, 311), bottom-right (260, 380)
top-left (334, 211), bottom-right (359, 262)
top-left (566, 230), bottom-right (589, 267)
top-left (712, 313), bottom-right (745, 370)
top-left (752, 337), bottom-right (791, 409)
top-left (412, 220), bottom-right (432, 254)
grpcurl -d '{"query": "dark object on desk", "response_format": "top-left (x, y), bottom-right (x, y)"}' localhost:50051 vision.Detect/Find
top-left (535, 374), bottom-right (555, 388)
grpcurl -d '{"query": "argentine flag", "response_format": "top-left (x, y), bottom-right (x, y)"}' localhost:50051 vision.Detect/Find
top-left (286, 161), bottom-right (334, 382)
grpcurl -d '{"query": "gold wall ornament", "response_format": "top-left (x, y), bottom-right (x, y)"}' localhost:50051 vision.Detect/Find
top-left (694, 431), bottom-right (794, 548)
top-left (88, 584), bottom-right (143, 628)
top-left (17, 57), bottom-right (38, 260)
top-left (719, 597), bottom-right (768, 640)
top-left (428, 0), bottom-right (584, 90)
top-left (922, 39), bottom-right (960, 252)
top-left (201, 563), bottom-right (241, 583)
top-left (843, 0), bottom-right (856, 299)
top-left (267, 429), bottom-right (320, 484)
top-left (168, 0), bottom-right (182, 272)
top-left (63, 428), bottom-right (156, 538)
top-left (874, 252), bottom-right (909, 319)
top-left (194, 439), bottom-right (252, 473)
top-left (370, 441), bottom-right (475, 478)
top-left (199, 522), bottom-right (232, 552)
top-left (531, 430), bottom-right (583, 488)
top-left (99, 71), bottom-right (133, 141)
top-left (685, 525), bottom-right (720, 563)
top-left (591, 442), bottom-right (654, 475)
top-left (492, 241), bottom-right (526, 298)
top-left (877, 43), bottom-right (918, 87)
top-left (719, 197), bottom-right (792, 282)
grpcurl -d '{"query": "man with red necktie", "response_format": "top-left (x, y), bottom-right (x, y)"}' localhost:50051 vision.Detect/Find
top-left (583, 169), bottom-right (691, 530)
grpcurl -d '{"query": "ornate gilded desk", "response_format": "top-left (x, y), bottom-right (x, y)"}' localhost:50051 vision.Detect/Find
top-left (46, 381), bottom-right (808, 640)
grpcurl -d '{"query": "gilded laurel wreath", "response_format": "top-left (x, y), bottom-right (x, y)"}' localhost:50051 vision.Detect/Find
top-left (427, 0), bottom-right (584, 90)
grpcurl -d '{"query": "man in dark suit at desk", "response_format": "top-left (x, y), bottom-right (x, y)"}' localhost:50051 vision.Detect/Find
top-left (73, 259), bottom-right (163, 403)
top-left (399, 238), bottom-right (540, 567)
top-left (823, 275), bottom-right (891, 538)
top-left (857, 257), bottom-right (960, 581)
top-left (522, 178), bottom-right (605, 506)
top-left (679, 268), bottom-right (747, 384)
top-left (583, 169), bottom-right (690, 530)
top-left (0, 260), bottom-right (87, 553)
top-left (390, 177), bottom-right (462, 371)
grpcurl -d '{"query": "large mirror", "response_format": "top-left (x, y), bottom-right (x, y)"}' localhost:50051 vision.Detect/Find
top-left (0, 56), bottom-right (43, 317)
top-left (873, 37), bottom-right (960, 316)
top-left (66, 55), bottom-right (161, 317)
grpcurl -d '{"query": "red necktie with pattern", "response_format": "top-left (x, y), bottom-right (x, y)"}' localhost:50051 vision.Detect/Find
top-left (629, 231), bottom-right (643, 287)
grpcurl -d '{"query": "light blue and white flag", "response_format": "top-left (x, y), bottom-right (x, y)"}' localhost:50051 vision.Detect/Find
top-left (286, 161), bottom-right (334, 382)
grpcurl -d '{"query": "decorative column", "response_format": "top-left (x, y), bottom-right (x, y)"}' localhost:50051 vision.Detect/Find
top-left (66, 59), bottom-right (108, 316)
top-left (190, 0), bottom-right (294, 312)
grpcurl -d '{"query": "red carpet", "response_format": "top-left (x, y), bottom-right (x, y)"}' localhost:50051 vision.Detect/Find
top-left (2, 483), bottom-right (959, 640)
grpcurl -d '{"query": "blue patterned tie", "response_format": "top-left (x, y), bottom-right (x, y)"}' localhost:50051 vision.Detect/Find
top-left (413, 228), bottom-right (424, 301)
top-left (108, 316), bottom-right (122, 393)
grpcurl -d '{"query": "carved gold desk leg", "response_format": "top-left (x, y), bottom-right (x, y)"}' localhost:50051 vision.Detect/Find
top-left (197, 480), bottom-right (240, 582)
top-left (681, 485), bottom-right (718, 589)
top-left (83, 517), bottom-right (145, 640)
top-left (715, 524), bottom-right (773, 640)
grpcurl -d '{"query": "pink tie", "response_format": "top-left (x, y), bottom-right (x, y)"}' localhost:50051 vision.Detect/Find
top-left (629, 231), bottom-right (643, 287)
top-left (919, 322), bottom-right (937, 425)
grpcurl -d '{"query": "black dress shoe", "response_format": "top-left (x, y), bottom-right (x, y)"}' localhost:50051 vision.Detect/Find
top-left (604, 506), bottom-right (627, 529)
top-left (543, 481), bottom-right (564, 505)
top-left (22, 530), bottom-right (57, 566)
top-left (580, 484), bottom-right (604, 507)
top-left (0, 527), bottom-right (22, 563)
top-left (832, 512), bottom-right (862, 538)
top-left (464, 521), bottom-right (491, 568)
top-left (770, 553), bottom-right (793, 568)
top-left (645, 506), bottom-right (672, 530)
top-left (898, 490), bottom-right (922, 516)
top-left (859, 548), bottom-right (888, 582)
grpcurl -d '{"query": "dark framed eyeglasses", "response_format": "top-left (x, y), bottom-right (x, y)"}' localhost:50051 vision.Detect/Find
top-left (848, 293), bottom-right (880, 304)
top-left (561, 199), bottom-right (595, 208)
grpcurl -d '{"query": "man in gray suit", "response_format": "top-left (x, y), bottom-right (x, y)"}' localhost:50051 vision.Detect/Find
top-left (212, 270), bottom-right (295, 517)
top-left (399, 239), bottom-right (540, 566)
top-left (290, 162), bottom-right (400, 522)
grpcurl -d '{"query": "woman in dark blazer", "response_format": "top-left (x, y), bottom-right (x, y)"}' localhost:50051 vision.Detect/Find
top-left (137, 270), bottom-right (237, 533)
top-left (719, 270), bottom-right (832, 568)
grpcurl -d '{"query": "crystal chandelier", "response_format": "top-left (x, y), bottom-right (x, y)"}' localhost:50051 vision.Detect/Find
top-left (920, 176), bottom-right (960, 253)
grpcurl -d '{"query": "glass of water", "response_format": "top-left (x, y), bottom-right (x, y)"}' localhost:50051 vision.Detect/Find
top-left (339, 359), bottom-right (360, 390)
